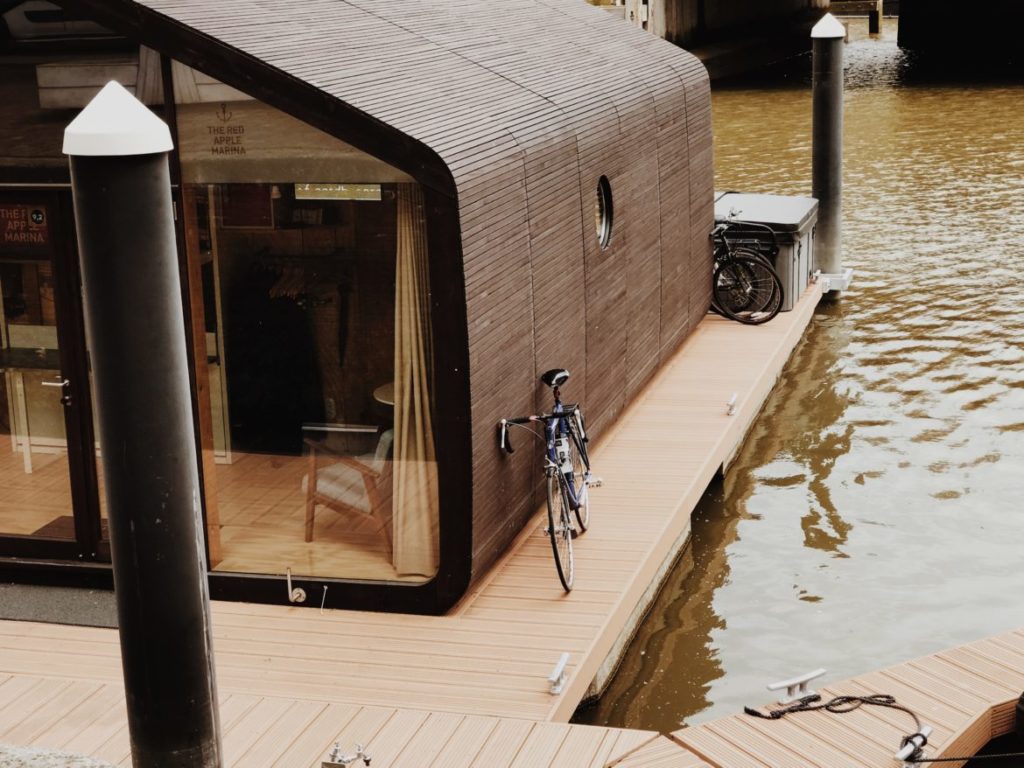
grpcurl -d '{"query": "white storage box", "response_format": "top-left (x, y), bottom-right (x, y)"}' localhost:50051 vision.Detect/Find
top-left (714, 192), bottom-right (818, 312)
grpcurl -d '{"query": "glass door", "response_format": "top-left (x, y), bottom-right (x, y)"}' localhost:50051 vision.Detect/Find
top-left (0, 190), bottom-right (104, 559)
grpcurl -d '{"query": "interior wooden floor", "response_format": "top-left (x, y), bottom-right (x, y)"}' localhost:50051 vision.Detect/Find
top-left (0, 446), bottom-right (75, 538)
top-left (209, 450), bottom-right (419, 583)
top-left (0, 441), bottom-right (411, 582)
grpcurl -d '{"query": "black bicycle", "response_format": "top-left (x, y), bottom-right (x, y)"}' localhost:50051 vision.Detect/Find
top-left (711, 217), bottom-right (784, 325)
top-left (499, 368), bottom-right (596, 592)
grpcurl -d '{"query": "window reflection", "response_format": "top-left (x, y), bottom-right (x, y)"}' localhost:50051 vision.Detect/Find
top-left (186, 180), bottom-right (438, 583)
top-left (0, 254), bottom-right (74, 539)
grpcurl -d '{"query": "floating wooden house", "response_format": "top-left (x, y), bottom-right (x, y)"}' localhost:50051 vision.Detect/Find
top-left (0, 0), bottom-right (712, 613)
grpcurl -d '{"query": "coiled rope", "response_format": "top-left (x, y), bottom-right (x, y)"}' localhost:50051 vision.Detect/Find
top-left (744, 693), bottom-right (1024, 763)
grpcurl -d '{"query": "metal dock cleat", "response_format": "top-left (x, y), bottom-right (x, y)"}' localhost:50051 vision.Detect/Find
top-left (766, 667), bottom-right (827, 703)
top-left (894, 724), bottom-right (933, 767)
top-left (323, 742), bottom-right (370, 767)
top-left (548, 652), bottom-right (570, 695)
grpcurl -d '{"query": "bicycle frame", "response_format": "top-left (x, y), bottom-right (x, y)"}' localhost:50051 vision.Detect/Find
top-left (712, 218), bottom-right (780, 262)
top-left (498, 391), bottom-right (590, 509)
top-left (545, 391), bottom-right (587, 511)
top-left (498, 370), bottom-right (595, 591)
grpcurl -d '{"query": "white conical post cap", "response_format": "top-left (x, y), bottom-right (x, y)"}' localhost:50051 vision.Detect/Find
top-left (63, 80), bottom-right (173, 156)
top-left (811, 12), bottom-right (846, 39)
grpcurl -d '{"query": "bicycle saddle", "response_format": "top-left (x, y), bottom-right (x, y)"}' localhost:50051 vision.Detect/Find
top-left (541, 368), bottom-right (570, 388)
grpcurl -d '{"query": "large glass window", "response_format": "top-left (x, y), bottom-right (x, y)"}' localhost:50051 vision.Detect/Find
top-left (0, 54), bottom-right (70, 542)
top-left (0, 238), bottom-right (74, 539)
top-left (1, 36), bottom-right (164, 557)
top-left (0, 57), bottom-right (84, 545)
top-left (175, 75), bottom-right (440, 583)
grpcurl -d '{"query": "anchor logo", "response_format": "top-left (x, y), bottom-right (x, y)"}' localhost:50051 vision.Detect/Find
top-left (216, 103), bottom-right (232, 122)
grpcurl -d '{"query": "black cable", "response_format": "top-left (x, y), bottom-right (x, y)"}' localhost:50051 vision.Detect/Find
top-left (744, 693), bottom-right (921, 732)
top-left (744, 693), bottom-right (1024, 764)
top-left (907, 754), bottom-right (1024, 763)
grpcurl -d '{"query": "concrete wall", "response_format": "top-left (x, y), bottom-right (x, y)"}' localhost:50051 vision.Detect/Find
top-left (899, 0), bottom-right (1021, 55)
top-left (640, 0), bottom-right (829, 47)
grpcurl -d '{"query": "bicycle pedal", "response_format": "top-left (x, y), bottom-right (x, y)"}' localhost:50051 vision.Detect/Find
top-left (570, 528), bottom-right (579, 540)
top-left (588, 477), bottom-right (603, 488)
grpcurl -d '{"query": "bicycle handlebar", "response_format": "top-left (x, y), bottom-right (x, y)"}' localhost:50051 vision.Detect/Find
top-left (712, 218), bottom-right (779, 246)
top-left (498, 404), bottom-right (582, 454)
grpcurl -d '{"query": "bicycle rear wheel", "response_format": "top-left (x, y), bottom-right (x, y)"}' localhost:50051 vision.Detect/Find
top-left (713, 255), bottom-right (783, 325)
top-left (546, 472), bottom-right (575, 592)
top-left (567, 419), bottom-right (591, 532)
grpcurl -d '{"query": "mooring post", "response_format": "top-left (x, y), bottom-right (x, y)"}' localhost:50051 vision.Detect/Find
top-left (811, 12), bottom-right (849, 295)
top-left (869, 0), bottom-right (882, 34)
top-left (63, 81), bottom-right (222, 767)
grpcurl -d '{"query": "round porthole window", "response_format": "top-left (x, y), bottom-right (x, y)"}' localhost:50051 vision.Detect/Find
top-left (596, 175), bottom-right (613, 249)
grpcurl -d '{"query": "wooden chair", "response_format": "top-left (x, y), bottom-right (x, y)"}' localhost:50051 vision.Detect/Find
top-left (303, 424), bottom-right (394, 555)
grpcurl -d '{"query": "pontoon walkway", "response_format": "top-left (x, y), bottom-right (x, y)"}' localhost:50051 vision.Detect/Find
top-left (0, 285), bottom-right (837, 766)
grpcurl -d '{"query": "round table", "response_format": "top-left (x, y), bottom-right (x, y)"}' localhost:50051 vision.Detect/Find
top-left (373, 382), bottom-right (395, 406)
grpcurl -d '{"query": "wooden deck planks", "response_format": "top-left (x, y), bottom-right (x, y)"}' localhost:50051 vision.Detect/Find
top-left (468, 718), bottom-right (535, 767)
top-left (25, 683), bottom-right (124, 753)
top-left (673, 632), bottom-right (1024, 768)
top-left (594, 729), bottom-right (665, 768)
top-left (1, 679), bottom-right (102, 746)
top-left (611, 735), bottom-right (712, 767)
top-left (0, 289), bottom-right (827, 767)
top-left (231, 699), bottom-right (332, 768)
top-left (0, 672), bottom-right (674, 768)
top-left (428, 715), bottom-right (501, 768)
top-left (0, 289), bottom-right (823, 733)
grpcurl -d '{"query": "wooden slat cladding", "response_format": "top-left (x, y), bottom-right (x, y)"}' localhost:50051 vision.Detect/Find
top-left (92, 0), bottom-right (712, 604)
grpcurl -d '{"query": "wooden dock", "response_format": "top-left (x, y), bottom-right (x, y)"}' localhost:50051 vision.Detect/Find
top-left (0, 286), bottom-right (826, 766)
top-left (673, 629), bottom-right (1024, 766)
top-left (4, 624), bottom-right (1024, 766)
top-left (0, 670), bottom-right (697, 768)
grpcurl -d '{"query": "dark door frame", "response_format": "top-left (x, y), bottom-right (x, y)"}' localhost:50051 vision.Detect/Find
top-left (0, 187), bottom-right (106, 561)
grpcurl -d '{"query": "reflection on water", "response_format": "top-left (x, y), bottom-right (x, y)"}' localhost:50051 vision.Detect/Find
top-left (575, 21), bottom-right (1024, 733)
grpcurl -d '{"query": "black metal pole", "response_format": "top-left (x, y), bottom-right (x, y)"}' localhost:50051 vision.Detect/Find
top-left (811, 13), bottom-right (846, 294)
top-left (64, 83), bottom-right (221, 767)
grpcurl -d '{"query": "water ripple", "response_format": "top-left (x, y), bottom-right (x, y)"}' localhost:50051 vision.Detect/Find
top-left (576, 23), bottom-right (1024, 734)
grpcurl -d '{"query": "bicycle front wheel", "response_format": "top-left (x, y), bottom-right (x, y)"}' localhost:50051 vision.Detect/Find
top-left (567, 420), bottom-right (591, 532)
top-left (546, 473), bottom-right (575, 592)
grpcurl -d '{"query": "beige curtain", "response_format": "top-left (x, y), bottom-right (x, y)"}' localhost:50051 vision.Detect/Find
top-left (392, 184), bottom-right (439, 577)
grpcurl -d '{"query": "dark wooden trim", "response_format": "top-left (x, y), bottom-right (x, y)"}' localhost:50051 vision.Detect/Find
top-left (0, 557), bottom-right (114, 589)
top-left (0, 37), bottom-right (134, 55)
top-left (421, 184), bottom-right (473, 611)
top-left (177, 184), bottom-right (223, 568)
top-left (48, 190), bottom-right (104, 558)
top-left (0, 168), bottom-right (70, 186)
top-left (160, 53), bottom-right (222, 567)
top-left (0, 536), bottom-right (83, 560)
